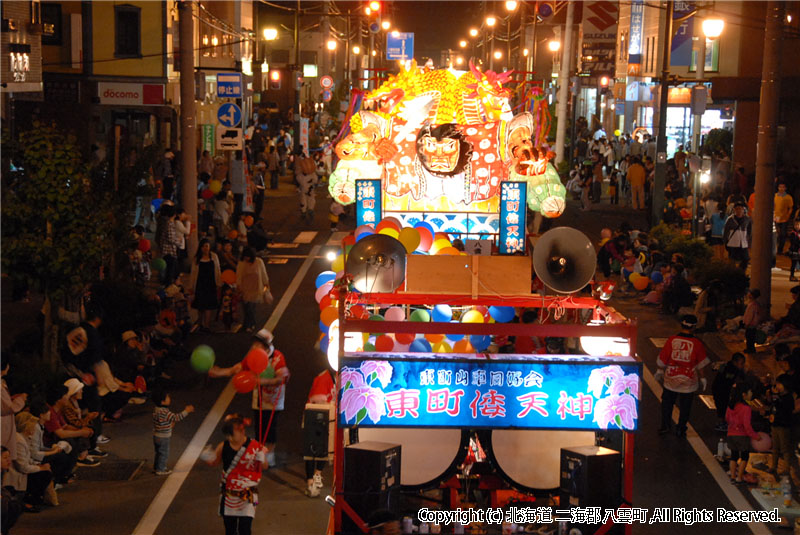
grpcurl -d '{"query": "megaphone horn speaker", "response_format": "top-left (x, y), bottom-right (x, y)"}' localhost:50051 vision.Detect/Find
top-left (345, 234), bottom-right (407, 293)
top-left (532, 227), bottom-right (596, 294)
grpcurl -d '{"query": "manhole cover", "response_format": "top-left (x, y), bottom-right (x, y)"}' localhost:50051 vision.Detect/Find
top-left (76, 460), bottom-right (145, 481)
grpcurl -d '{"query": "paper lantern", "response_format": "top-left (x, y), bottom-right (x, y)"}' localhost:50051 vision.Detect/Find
top-left (221, 269), bottom-right (236, 285)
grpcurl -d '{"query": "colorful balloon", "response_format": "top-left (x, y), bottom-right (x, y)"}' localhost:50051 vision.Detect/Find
top-left (416, 227), bottom-right (433, 252)
top-left (633, 276), bottom-right (649, 291)
top-left (319, 294), bottom-right (333, 310)
top-left (376, 219), bottom-right (401, 233)
top-left (348, 304), bottom-right (368, 319)
top-left (342, 235), bottom-right (356, 247)
top-left (432, 341), bottom-right (452, 353)
top-left (461, 310), bottom-right (485, 323)
top-left (190, 345), bottom-right (215, 373)
top-left (375, 335), bottom-right (395, 352)
top-left (318, 321), bottom-right (329, 334)
top-left (414, 221), bottom-right (435, 236)
top-left (409, 309), bottom-right (431, 322)
top-left (650, 271), bottom-right (664, 284)
top-left (430, 238), bottom-right (451, 255)
top-left (331, 254), bottom-right (345, 273)
top-left (245, 347), bottom-right (270, 375)
top-left (425, 333), bottom-right (445, 343)
top-left (138, 238), bottom-right (151, 253)
top-left (201, 189), bottom-right (214, 200)
top-left (221, 269), bottom-right (236, 285)
top-left (355, 224), bottom-right (375, 237)
top-left (151, 257), bottom-right (167, 272)
top-left (233, 371), bottom-right (258, 393)
top-left (319, 336), bottom-right (329, 354)
top-left (378, 227), bottom-right (400, 239)
top-left (488, 306), bottom-right (515, 323)
top-left (437, 247), bottom-right (460, 256)
top-left (151, 198), bottom-right (164, 212)
top-left (409, 339), bottom-right (432, 352)
top-left (228, 230), bottom-right (239, 240)
top-left (432, 304), bottom-right (452, 323)
top-left (316, 271), bottom-right (337, 288)
top-left (384, 307), bottom-right (406, 322)
top-left (452, 339), bottom-right (474, 353)
top-left (470, 335), bottom-right (491, 351)
top-left (363, 342), bottom-right (376, 352)
top-left (208, 180), bottom-right (222, 194)
top-left (315, 282), bottom-right (334, 303)
top-left (398, 227), bottom-right (421, 253)
top-left (395, 332), bottom-right (416, 345)
top-left (320, 306), bottom-right (339, 326)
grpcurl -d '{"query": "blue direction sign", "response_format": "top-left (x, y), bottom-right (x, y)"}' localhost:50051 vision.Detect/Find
top-left (386, 32), bottom-right (414, 61)
top-left (216, 73), bottom-right (243, 98)
top-left (217, 103), bottom-right (242, 128)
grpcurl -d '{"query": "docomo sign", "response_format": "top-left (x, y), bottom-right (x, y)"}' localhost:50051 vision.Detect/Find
top-left (98, 82), bottom-right (165, 106)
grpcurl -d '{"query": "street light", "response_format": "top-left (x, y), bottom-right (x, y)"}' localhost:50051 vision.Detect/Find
top-left (494, 50), bottom-right (502, 59)
top-left (486, 16), bottom-right (496, 27)
top-left (459, 40), bottom-right (468, 48)
top-left (369, 1), bottom-right (381, 11)
top-left (352, 45), bottom-right (361, 55)
top-left (455, 56), bottom-right (464, 66)
top-left (327, 39), bottom-right (337, 51)
top-left (381, 20), bottom-right (391, 30)
top-left (547, 40), bottom-right (560, 52)
top-left (469, 28), bottom-right (479, 37)
top-left (702, 18), bottom-right (725, 38)
top-left (263, 28), bottom-right (278, 41)
top-left (505, 1), bottom-right (518, 11)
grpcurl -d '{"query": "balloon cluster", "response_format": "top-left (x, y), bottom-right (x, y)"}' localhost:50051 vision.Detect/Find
top-left (621, 268), bottom-right (665, 292)
top-left (352, 218), bottom-right (465, 256)
top-left (189, 343), bottom-right (276, 394)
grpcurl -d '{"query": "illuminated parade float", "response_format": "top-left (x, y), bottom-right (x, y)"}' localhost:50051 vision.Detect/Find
top-left (315, 61), bottom-right (641, 535)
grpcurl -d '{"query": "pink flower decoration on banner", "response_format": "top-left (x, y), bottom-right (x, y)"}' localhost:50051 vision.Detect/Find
top-left (340, 367), bottom-right (366, 390)
top-left (360, 360), bottom-right (393, 388)
top-left (340, 386), bottom-right (387, 424)
top-left (593, 393), bottom-right (638, 430)
top-left (608, 373), bottom-right (640, 399)
top-left (587, 365), bottom-right (625, 398)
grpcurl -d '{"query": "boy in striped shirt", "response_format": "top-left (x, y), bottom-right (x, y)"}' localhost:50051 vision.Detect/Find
top-left (152, 388), bottom-right (194, 475)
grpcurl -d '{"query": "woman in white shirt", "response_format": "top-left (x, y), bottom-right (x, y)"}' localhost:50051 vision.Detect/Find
top-left (174, 209), bottom-right (192, 267)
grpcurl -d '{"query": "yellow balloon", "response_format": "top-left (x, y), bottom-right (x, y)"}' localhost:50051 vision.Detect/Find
top-left (433, 341), bottom-right (452, 353)
top-left (398, 227), bottom-right (421, 253)
top-left (461, 310), bottom-right (485, 323)
top-left (331, 254), bottom-right (345, 273)
top-left (430, 238), bottom-right (451, 255)
top-left (438, 247), bottom-right (460, 256)
top-left (378, 227), bottom-right (400, 239)
top-left (209, 180), bottom-right (222, 194)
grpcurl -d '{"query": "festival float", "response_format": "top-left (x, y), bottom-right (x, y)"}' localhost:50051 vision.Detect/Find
top-left (315, 61), bottom-right (641, 535)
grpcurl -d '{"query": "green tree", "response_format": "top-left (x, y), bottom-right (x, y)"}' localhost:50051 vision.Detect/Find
top-left (2, 122), bottom-right (114, 368)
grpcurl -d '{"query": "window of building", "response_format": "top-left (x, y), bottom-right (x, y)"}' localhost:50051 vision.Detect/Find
top-left (115, 4), bottom-right (141, 57)
top-left (41, 3), bottom-right (62, 45)
top-left (690, 39), bottom-right (720, 73)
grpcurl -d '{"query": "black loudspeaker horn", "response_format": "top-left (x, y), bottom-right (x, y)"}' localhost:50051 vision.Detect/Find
top-left (532, 227), bottom-right (596, 294)
top-left (345, 234), bottom-right (407, 293)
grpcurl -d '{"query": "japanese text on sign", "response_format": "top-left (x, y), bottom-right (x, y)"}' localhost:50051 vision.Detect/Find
top-left (499, 181), bottom-right (527, 254)
top-left (338, 356), bottom-right (641, 430)
top-left (356, 179), bottom-right (382, 227)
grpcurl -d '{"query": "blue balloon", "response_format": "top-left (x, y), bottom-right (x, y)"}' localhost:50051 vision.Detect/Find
top-left (319, 321), bottom-right (329, 334)
top-left (356, 232), bottom-right (372, 242)
top-left (445, 320), bottom-right (464, 342)
top-left (151, 198), bottom-right (164, 212)
top-left (470, 335), bottom-right (491, 352)
top-left (315, 271), bottom-right (337, 289)
top-left (414, 221), bottom-right (435, 236)
top-left (650, 270), bottom-right (664, 284)
top-left (319, 336), bottom-right (329, 354)
top-left (432, 304), bottom-right (452, 323)
top-left (488, 306), bottom-right (515, 323)
top-left (409, 339), bottom-right (432, 353)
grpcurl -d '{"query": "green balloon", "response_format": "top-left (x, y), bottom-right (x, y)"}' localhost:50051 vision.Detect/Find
top-left (409, 309), bottom-right (431, 322)
top-left (151, 257), bottom-right (167, 272)
top-left (190, 344), bottom-right (215, 373)
top-left (260, 365), bottom-right (275, 379)
top-left (363, 342), bottom-right (376, 352)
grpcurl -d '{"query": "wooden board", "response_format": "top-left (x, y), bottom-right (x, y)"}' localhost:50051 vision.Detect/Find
top-left (404, 255), bottom-right (531, 296)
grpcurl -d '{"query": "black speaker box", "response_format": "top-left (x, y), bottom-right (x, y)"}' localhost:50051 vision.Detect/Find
top-left (559, 445), bottom-right (622, 535)
top-left (303, 408), bottom-right (329, 458)
top-left (343, 441), bottom-right (401, 534)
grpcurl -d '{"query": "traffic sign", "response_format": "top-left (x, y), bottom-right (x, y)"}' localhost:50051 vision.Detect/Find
top-left (322, 90), bottom-right (332, 102)
top-left (216, 128), bottom-right (243, 150)
top-left (216, 73), bottom-right (243, 98)
top-left (386, 32), bottom-right (414, 61)
top-left (216, 103), bottom-right (242, 128)
top-left (320, 75), bottom-right (334, 89)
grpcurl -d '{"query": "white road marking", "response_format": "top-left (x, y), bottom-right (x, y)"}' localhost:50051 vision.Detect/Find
top-left (131, 245), bottom-right (322, 535)
top-left (641, 366), bottom-right (771, 535)
top-left (294, 231), bottom-right (317, 243)
top-left (269, 243), bottom-right (300, 249)
top-left (326, 231), bottom-right (348, 245)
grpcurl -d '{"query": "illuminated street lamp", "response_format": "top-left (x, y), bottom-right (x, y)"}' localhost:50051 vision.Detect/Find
top-left (352, 45), bottom-right (361, 55)
top-left (459, 40), bottom-right (468, 48)
top-left (455, 56), bottom-right (464, 66)
top-left (381, 20), bottom-right (391, 30)
top-left (327, 39), bottom-right (337, 51)
top-left (505, 1), bottom-right (518, 11)
top-left (486, 16), bottom-right (497, 27)
top-left (369, 1), bottom-right (381, 11)
top-left (523, 48), bottom-right (529, 57)
top-left (493, 50), bottom-right (502, 59)
top-left (263, 28), bottom-right (278, 41)
top-left (469, 28), bottom-right (479, 37)
top-left (371, 50), bottom-right (377, 57)
top-left (702, 18), bottom-right (725, 38)
top-left (548, 40), bottom-right (560, 52)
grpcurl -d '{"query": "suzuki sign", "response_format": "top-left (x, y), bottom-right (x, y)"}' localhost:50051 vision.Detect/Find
top-left (98, 82), bottom-right (165, 106)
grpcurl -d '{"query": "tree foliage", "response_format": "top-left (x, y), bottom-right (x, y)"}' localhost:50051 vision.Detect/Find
top-left (2, 122), bottom-right (113, 302)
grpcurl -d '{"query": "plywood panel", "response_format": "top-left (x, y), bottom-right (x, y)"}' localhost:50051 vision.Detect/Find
top-left (404, 255), bottom-right (531, 296)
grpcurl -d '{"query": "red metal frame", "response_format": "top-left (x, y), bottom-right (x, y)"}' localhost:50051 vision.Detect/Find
top-left (332, 291), bottom-right (638, 534)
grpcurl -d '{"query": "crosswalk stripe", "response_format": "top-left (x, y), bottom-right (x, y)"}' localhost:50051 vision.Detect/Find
top-left (294, 231), bottom-right (317, 243)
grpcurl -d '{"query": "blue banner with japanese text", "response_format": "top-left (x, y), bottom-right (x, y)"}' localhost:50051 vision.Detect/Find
top-left (355, 179), bottom-right (382, 227)
top-left (338, 355), bottom-right (642, 431)
top-left (499, 181), bottom-right (527, 254)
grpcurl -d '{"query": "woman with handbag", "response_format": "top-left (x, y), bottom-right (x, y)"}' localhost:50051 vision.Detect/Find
top-left (235, 247), bottom-right (272, 334)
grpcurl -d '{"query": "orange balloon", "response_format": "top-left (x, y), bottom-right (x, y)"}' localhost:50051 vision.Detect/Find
top-left (425, 333), bottom-right (445, 343)
top-left (319, 294), bottom-right (333, 310)
top-left (437, 247), bottom-right (460, 256)
top-left (221, 269), bottom-right (236, 285)
top-left (375, 335), bottom-right (395, 352)
top-left (228, 230), bottom-right (238, 240)
top-left (244, 215), bottom-right (254, 227)
top-left (416, 227), bottom-right (433, 252)
top-left (395, 332), bottom-right (416, 345)
top-left (434, 232), bottom-right (450, 241)
top-left (320, 306), bottom-right (339, 326)
top-left (453, 339), bottom-right (475, 353)
top-left (376, 219), bottom-right (401, 233)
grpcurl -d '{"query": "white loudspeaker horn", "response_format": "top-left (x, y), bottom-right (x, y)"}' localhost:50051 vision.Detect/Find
top-left (532, 227), bottom-right (596, 294)
top-left (345, 234), bottom-right (407, 293)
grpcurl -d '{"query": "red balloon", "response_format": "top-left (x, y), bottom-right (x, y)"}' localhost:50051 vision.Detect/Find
top-left (319, 294), bottom-right (333, 310)
top-left (245, 348), bottom-right (270, 375)
top-left (475, 305), bottom-right (490, 319)
top-left (138, 238), bottom-right (151, 253)
top-left (395, 332), bottom-right (416, 345)
top-left (348, 304), bottom-right (368, 319)
top-left (416, 227), bottom-right (433, 252)
top-left (233, 371), bottom-right (258, 393)
top-left (201, 188), bottom-right (214, 200)
top-left (342, 234), bottom-right (356, 247)
top-left (376, 219), bottom-right (400, 233)
top-left (375, 335), bottom-right (395, 352)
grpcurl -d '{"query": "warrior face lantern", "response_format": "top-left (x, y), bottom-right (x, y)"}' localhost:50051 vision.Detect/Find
top-left (416, 123), bottom-right (472, 177)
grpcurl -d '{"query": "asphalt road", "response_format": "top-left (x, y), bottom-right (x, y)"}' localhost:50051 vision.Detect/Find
top-left (10, 188), bottom-right (785, 535)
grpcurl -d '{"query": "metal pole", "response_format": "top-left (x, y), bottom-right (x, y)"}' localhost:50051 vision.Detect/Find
top-left (345, 10), bottom-right (351, 88)
top-left (178, 0), bottom-right (198, 258)
top-left (691, 34), bottom-right (706, 238)
top-left (293, 0), bottom-right (300, 154)
top-left (751, 0), bottom-right (784, 315)
top-left (369, 32), bottom-right (374, 90)
top-left (507, 17), bottom-right (512, 70)
top-left (652, 0), bottom-right (674, 225)
top-left (554, 0), bottom-right (575, 165)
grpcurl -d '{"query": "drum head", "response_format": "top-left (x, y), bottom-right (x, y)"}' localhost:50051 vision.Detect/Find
top-left (356, 428), bottom-right (468, 490)
top-left (487, 430), bottom-right (596, 491)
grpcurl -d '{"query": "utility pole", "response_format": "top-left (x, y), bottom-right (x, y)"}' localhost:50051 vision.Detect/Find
top-left (751, 0), bottom-right (784, 314)
top-left (554, 0), bottom-right (574, 166)
top-left (652, 0), bottom-right (674, 225)
top-left (178, 0), bottom-right (198, 258)
top-left (690, 29), bottom-right (706, 237)
top-left (293, 0), bottom-right (301, 154)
